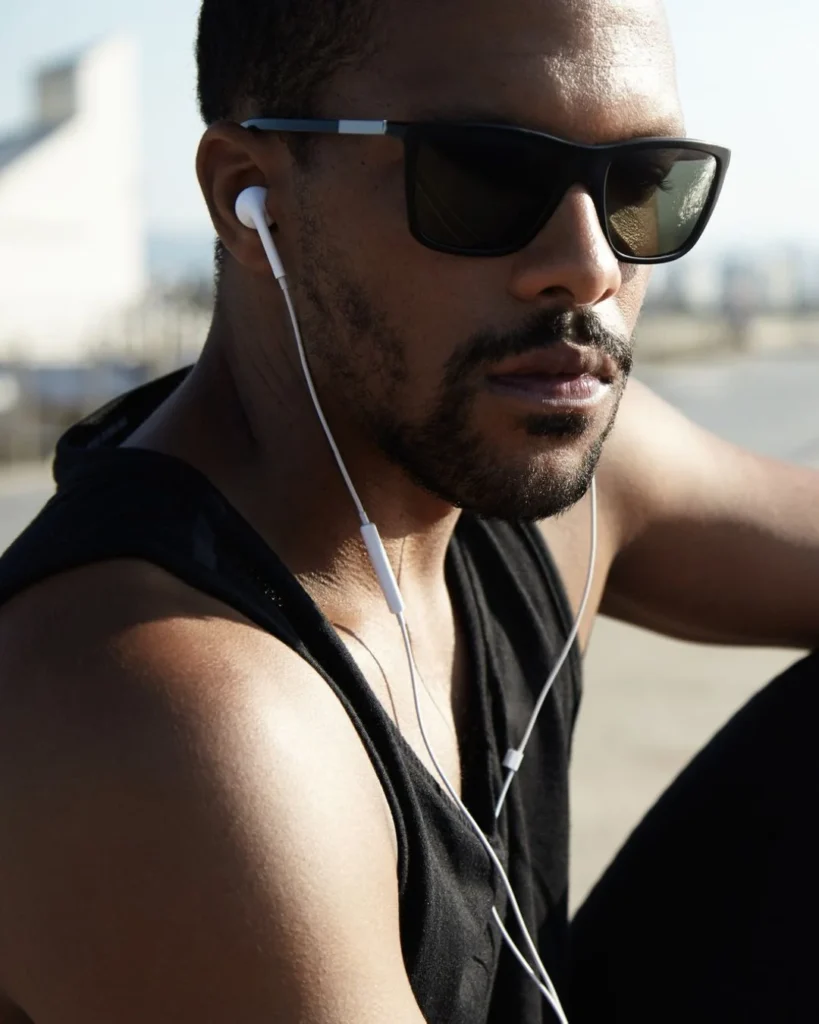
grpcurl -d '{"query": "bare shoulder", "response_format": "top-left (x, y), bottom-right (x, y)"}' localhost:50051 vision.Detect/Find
top-left (0, 562), bottom-right (418, 1023)
top-left (581, 379), bottom-right (819, 645)
top-left (591, 374), bottom-right (807, 562)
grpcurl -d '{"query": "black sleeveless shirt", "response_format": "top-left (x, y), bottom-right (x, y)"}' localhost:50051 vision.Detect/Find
top-left (0, 370), bottom-right (582, 1024)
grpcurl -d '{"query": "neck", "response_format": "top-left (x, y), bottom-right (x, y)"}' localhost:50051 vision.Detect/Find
top-left (129, 298), bottom-right (461, 624)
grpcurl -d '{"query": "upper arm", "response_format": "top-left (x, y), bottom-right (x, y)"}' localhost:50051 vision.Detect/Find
top-left (0, 566), bottom-right (423, 1024)
top-left (597, 379), bottom-right (819, 647)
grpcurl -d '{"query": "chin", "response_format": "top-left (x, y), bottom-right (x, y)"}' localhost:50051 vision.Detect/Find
top-left (445, 439), bottom-right (602, 523)
top-left (373, 392), bottom-right (615, 521)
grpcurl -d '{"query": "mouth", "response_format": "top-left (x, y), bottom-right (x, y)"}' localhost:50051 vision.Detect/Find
top-left (485, 343), bottom-right (618, 410)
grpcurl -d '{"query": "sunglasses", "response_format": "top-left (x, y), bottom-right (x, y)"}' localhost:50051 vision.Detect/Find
top-left (241, 117), bottom-right (730, 264)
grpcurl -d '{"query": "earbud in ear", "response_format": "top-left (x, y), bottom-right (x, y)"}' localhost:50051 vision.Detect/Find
top-left (234, 185), bottom-right (286, 282)
top-left (235, 186), bottom-right (272, 230)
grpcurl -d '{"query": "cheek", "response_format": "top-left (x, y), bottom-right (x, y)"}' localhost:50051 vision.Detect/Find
top-left (617, 262), bottom-right (652, 330)
top-left (315, 144), bottom-right (409, 262)
top-left (311, 161), bottom-right (498, 380)
top-left (312, 144), bottom-right (495, 314)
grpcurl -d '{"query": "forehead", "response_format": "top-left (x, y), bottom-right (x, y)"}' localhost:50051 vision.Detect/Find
top-left (332, 0), bottom-right (682, 142)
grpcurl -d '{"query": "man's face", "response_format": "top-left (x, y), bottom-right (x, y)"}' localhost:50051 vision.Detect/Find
top-left (274, 0), bottom-right (682, 520)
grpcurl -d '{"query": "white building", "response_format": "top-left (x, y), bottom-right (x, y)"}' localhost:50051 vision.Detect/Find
top-left (0, 37), bottom-right (146, 364)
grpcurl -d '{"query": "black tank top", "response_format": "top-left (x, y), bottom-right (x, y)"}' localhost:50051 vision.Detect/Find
top-left (0, 369), bottom-right (582, 1024)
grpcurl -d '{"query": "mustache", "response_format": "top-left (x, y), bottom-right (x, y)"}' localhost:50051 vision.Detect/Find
top-left (444, 308), bottom-right (634, 385)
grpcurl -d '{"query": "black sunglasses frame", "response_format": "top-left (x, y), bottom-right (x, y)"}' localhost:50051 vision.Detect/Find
top-left (241, 118), bottom-right (731, 264)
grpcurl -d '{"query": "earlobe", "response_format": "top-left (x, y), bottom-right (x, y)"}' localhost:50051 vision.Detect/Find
top-left (195, 120), bottom-right (286, 274)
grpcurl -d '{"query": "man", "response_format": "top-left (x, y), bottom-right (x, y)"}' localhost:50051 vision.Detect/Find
top-left (0, 0), bottom-right (816, 1022)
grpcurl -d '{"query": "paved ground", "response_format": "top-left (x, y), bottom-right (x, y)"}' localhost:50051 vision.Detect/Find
top-left (571, 620), bottom-right (797, 910)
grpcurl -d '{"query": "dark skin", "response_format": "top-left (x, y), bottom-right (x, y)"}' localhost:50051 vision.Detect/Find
top-left (0, 0), bottom-right (818, 1020)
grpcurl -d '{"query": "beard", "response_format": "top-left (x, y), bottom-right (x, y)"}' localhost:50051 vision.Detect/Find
top-left (367, 308), bottom-right (632, 521)
top-left (294, 210), bottom-right (633, 523)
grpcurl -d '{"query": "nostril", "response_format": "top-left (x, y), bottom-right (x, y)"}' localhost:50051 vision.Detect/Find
top-left (538, 285), bottom-right (574, 302)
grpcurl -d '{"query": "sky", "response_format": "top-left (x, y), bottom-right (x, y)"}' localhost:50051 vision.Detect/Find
top-left (0, 0), bottom-right (811, 253)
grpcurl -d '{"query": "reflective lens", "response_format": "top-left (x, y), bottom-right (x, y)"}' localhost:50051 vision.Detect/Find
top-left (410, 125), bottom-right (568, 253)
top-left (605, 148), bottom-right (719, 259)
top-left (405, 124), bottom-right (724, 262)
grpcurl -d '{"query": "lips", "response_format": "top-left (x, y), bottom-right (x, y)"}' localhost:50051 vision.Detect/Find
top-left (484, 342), bottom-right (618, 409)
top-left (485, 342), bottom-right (618, 384)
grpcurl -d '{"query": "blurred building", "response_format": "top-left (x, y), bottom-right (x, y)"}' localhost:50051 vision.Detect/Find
top-left (763, 247), bottom-right (807, 312)
top-left (666, 258), bottom-right (724, 313)
top-left (0, 37), bottom-right (146, 365)
top-left (722, 258), bottom-right (764, 318)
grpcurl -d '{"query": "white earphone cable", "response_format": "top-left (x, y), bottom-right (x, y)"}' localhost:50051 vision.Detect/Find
top-left (494, 481), bottom-right (597, 821)
top-left (280, 280), bottom-right (369, 527)
top-left (397, 612), bottom-right (570, 1024)
top-left (244, 193), bottom-right (594, 1022)
top-left (284, 264), bottom-right (571, 1019)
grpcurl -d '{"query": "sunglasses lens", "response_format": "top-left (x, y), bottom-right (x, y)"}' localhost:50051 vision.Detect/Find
top-left (410, 126), bottom-right (565, 254)
top-left (605, 147), bottom-right (719, 259)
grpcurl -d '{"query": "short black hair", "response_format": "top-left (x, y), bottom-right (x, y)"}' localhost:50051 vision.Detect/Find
top-left (196, 0), bottom-right (379, 126)
top-left (196, 1), bottom-right (380, 286)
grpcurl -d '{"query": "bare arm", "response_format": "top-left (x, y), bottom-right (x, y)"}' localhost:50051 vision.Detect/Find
top-left (0, 564), bottom-right (425, 1024)
top-left (596, 379), bottom-right (819, 648)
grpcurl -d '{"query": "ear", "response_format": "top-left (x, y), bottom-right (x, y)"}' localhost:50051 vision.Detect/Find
top-left (196, 121), bottom-right (294, 274)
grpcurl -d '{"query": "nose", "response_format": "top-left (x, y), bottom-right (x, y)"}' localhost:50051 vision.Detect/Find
top-left (506, 187), bottom-right (622, 308)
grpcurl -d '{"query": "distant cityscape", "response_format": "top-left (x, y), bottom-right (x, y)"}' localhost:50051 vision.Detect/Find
top-left (645, 245), bottom-right (819, 316)
top-left (2, 36), bottom-right (819, 464)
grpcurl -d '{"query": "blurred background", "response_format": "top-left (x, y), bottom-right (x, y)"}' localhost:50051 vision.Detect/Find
top-left (0, 0), bottom-right (811, 908)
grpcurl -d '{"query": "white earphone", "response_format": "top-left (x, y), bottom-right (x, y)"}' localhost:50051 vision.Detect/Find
top-left (235, 185), bottom-right (287, 281)
top-left (233, 185), bottom-right (598, 1024)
